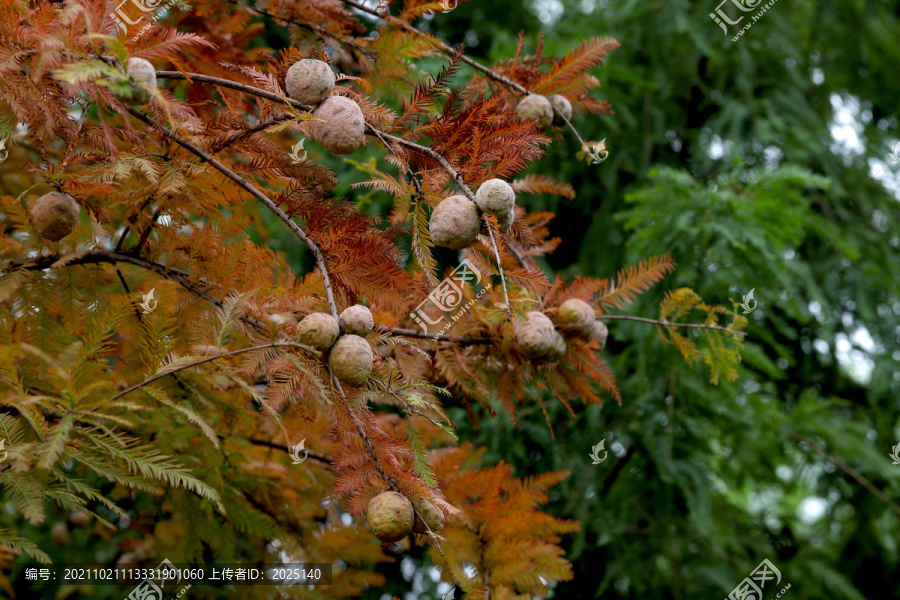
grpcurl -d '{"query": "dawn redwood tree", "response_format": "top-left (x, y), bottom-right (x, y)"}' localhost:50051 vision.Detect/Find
top-left (0, 0), bottom-right (746, 597)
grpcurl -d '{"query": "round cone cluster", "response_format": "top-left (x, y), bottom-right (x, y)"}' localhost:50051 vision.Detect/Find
top-left (554, 298), bottom-right (595, 334)
top-left (112, 58), bottom-right (157, 106)
top-left (296, 312), bottom-right (340, 352)
top-left (31, 191), bottom-right (80, 242)
top-left (339, 304), bottom-right (374, 336)
top-left (514, 298), bottom-right (607, 360)
top-left (516, 93), bottom-right (573, 130)
top-left (285, 59), bottom-right (335, 105)
top-left (551, 298), bottom-right (609, 350)
top-left (329, 334), bottom-right (373, 386)
top-left (429, 179), bottom-right (517, 249)
top-left (475, 179), bottom-right (516, 234)
top-left (411, 499), bottom-right (445, 535)
top-left (548, 94), bottom-right (572, 126)
top-left (514, 311), bottom-right (560, 359)
top-left (365, 492), bottom-right (446, 543)
top-left (284, 58), bottom-right (365, 155)
top-left (516, 94), bottom-right (554, 130)
top-left (366, 491), bottom-right (414, 543)
top-left (297, 305), bottom-right (375, 387)
top-left (429, 194), bottom-right (481, 249)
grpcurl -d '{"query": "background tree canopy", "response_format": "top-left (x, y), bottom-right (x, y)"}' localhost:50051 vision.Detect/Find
top-left (1, 0), bottom-right (899, 599)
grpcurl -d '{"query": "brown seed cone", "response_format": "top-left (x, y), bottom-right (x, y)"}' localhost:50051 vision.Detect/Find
top-left (51, 522), bottom-right (70, 545)
top-left (366, 491), bottom-right (414, 543)
top-left (475, 179), bottom-right (516, 216)
top-left (514, 311), bottom-right (557, 358)
top-left (328, 334), bottom-right (373, 386)
top-left (31, 192), bottom-right (80, 242)
top-left (296, 312), bottom-right (340, 352)
top-left (339, 304), bottom-right (374, 336)
top-left (555, 298), bottom-right (595, 336)
top-left (496, 207), bottom-right (515, 234)
top-left (547, 330), bottom-right (567, 361)
top-left (285, 59), bottom-right (335, 105)
top-left (412, 499), bottom-right (445, 535)
top-left (548, 94), bottom-right (573, 126)
top-left (589, 320), bottom-right (609, 350)
top-left (516, 94), bottom-right (554, 130)
top-left (429, 195), bottom-right (481, 249)
top-left (112, 58), bottom-right (156, 106)
top-left (68, 511), bottom-right (90, 527)
top-left (310, 96), bottom-right (365, 155)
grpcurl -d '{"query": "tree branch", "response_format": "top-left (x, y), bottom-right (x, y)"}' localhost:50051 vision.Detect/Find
top-left (375, 325), bottom-right (491, 345)
top-left (224, 0), bottom-right (377, 59)
top-left (225, 434), bottom-right (335, 467)
top-left (107, 342), bottom-right (306, 403)
top-left (125, 105), bottom-right (339, 318)
top-left (790, 433), bottom-right (900, 518)
top-left (597, 314), bottom-right (747, 337)
top-left (154, 70), bottom-right (511, 322)
top-left (340, 0), bottom-right (591, 146)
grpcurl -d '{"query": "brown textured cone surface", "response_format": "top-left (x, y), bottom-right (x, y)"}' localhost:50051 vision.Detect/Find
top-left (429, 195), bottom-right (481, 249)
top-left (339, 304), bottom-right (374, 336)
top-left (310, 96), bottom-right (365, 155)
top-left (548, 94), bottom-right (573, 126)
top-left (285, 59), bottom-right (335, 105)
top-left (366, 491), bottom-right (414, 543)
top-left (112, 57), bottom-right (156, 106)
top-left (516, 94), bottom-right (554, 130)
top-left (31, 192), bottom-right (80, 242)
top-left (475, 179), bottom-right (516, 215)
top-left (296, 312), bottom-right (340, 351)
top-left (547, 330), bottom-right (567, 361)
top-left (496, 207), bottom-right (515, 233)
top-left (514, 311), bottom-right (557, 358)
top-left (555, 298), bottom-right (595, 335)
top-left (411, 499), bottom-right (445, 535)
top-left (590, 320), bottom-right (609, 350)
top-left (328, 334), bottom-right (373, 386)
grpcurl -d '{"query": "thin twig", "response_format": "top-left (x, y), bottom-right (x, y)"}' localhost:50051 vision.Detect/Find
top-left (375, 325), bottom-right (491, 345)
top-left (484, 222), bottom-right (511, 322)
top-left (225, 434), bottom-right (335, 467)
top-left (341, 0), bottom-right (528, 94)
top-left (210, 114), bottom-right (297, 153)
top-left (152, 71), bottom-right (511, 318)
top-left (224, 0), bottom-right (377, 59)
top-left (4, 248), bottom-right (267, 332)
top-left (124, 106), bottom-right (339, 318)
top-left (108, 342), bottom-right (304, 402)
top-left (341, 0), bottom-right (592, 148)
top-left (597, 314), bottom-right (748, 336)
top-left (790, 433), bottom-right (900, 518)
